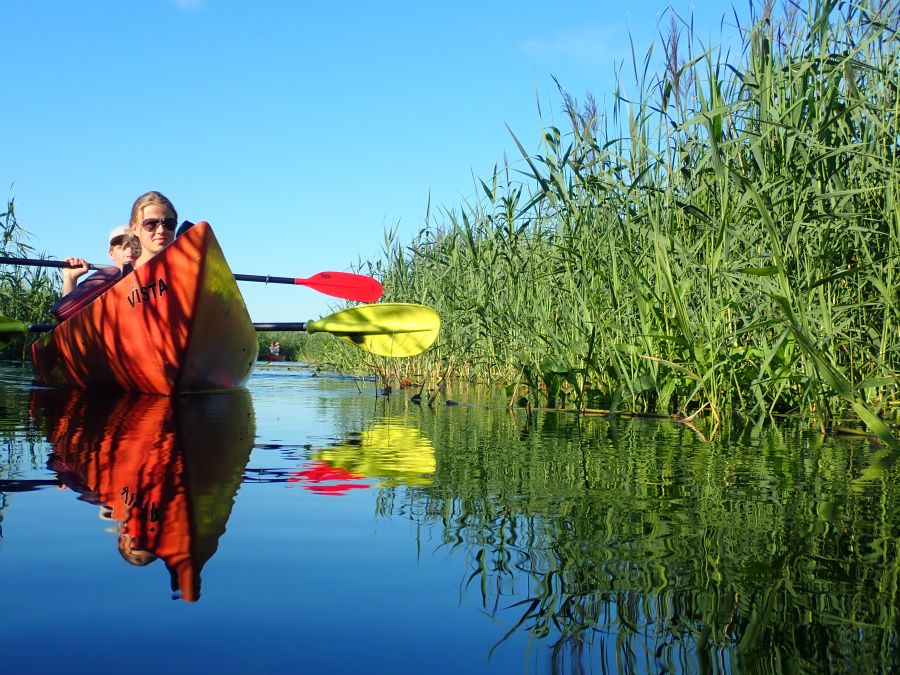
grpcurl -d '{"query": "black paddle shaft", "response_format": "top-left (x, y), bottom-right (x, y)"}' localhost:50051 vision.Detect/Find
top-left (234, 274), bottom-right (300, 285)
top-left (23, 322), bottom-right (312, 334)
top-left (0, 256), bottom-right (301, 286)
top-left (0, 256), bottom-right (110, 272)
top-left (252, 322), bottom-right (309, 332)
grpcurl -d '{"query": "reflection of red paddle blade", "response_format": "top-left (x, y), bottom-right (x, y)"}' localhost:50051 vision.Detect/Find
top-left (288, 460), bottom-right (368, 496)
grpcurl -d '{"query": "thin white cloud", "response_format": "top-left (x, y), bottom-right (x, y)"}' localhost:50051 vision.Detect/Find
top-left (167, 0), bottom-right (205, 10)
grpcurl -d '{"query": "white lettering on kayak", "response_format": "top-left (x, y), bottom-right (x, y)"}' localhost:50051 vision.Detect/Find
top-left (127, 278), bottom-right (169, 308)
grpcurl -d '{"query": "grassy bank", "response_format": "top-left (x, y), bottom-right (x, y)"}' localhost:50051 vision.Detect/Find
top-left (346, 0), bottom-right (900, 441)
top-left (0, 199), bottom-right (60, 357)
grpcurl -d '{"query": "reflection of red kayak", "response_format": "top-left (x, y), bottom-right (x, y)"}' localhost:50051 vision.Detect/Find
top-left (31, 222), bottom-right (257, 395)
top-left (31, 387), bottom-right (255, 602)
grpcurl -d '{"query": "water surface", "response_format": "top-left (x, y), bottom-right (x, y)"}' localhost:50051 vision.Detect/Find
top-left (0, 362), bottom-right (897, 673)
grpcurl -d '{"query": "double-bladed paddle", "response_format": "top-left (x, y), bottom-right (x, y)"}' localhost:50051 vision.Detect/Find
top-left (0, 256), bottom-right (382, 303)
top-left (0, 303), bottom-right (440, 358)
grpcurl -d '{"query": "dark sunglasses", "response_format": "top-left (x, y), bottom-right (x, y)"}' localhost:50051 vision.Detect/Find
top-left (140, 218), bottom-right (178, 232)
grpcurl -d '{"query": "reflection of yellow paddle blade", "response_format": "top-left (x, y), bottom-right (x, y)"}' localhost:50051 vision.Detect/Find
top-left (307, 303), bottom-right (439, 357)
top-left (314, 418), bottom-right (436, 487)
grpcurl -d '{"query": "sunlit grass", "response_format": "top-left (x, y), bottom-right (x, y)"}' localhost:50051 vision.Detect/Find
top-left (0, 198), bottom-right (61, 358)
top-left (350, 0), bottom-right (899, 439)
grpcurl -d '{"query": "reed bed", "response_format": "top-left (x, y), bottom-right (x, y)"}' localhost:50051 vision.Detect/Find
top-left (355, 0), bottom-right (899, 439)
top-left (0, 199), bottom-right (61, 358)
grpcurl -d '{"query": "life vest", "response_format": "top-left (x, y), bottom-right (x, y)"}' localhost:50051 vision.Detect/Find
top-left (51, 266), bottom-right (129, 322)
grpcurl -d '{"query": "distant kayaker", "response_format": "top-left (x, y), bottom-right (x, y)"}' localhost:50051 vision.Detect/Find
top-left (128, 190), bottom-right (177, 268)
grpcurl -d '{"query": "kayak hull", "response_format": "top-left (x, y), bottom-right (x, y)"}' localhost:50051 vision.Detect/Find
top-left (31, 222), bottom-right (257, 395)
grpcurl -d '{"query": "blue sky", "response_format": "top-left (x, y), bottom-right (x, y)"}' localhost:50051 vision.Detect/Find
top-left (3, 0), bottom-right (748, 321)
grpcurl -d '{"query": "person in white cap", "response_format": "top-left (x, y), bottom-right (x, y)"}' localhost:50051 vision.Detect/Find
top-left (54, 190), bottom-right (178, 319)
top-left (61, 226), bottom-right (140, 296)
top-left (107, 225), bottom-right (140, 268)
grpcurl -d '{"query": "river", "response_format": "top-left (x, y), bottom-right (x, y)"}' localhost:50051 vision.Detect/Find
top-left (0, 361), bottom-right (897, 673)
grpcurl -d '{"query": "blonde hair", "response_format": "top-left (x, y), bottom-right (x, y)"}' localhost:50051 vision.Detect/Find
top-left (129, 191), bottom-right (178, 228)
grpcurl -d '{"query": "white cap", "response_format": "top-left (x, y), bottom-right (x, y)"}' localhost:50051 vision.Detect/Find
top-left (108, 225), bottom-right (130, 246)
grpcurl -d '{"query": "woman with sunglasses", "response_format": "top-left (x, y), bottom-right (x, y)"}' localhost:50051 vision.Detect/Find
top-left (52, 191), bottom-right (179, 321)
top-left (129, 190), bottom-right (178, 267)
top-left (60, 191), bottom-right (176, 289)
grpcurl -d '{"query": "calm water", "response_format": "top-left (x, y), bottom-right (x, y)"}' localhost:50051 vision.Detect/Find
top-left (0, 361), bottom-right (897, 674)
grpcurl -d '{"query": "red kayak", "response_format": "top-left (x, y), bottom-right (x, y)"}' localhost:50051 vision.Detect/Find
top-left (31, 222), bottom-right (257, 395)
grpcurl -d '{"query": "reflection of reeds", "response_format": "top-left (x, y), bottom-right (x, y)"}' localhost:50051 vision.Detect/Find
top-left (352, 1), bottom-right (899, 437)
top-left (390, 404), bottom-right (900, 672)
top-left (0, 379), bottom-right (54, 536)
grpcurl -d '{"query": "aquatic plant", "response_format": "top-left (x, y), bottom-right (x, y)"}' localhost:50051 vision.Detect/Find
top-left (0, 198), bottom-right (61, 357)
top-left (357, 0), bottom-right (899, 438)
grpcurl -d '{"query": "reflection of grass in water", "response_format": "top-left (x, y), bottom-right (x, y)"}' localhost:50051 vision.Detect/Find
top-left (0, 375), bottom-right (53, 537)
top-left (386, 400), bottom-right (900, 673)
top-left (315, 418), bottom-right (436, 488)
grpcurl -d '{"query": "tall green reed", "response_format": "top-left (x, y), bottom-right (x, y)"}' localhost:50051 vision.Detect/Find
top-left (355, 1), bottom-right (898, 437)
top-left (0, 198), bottom-right (60, 357)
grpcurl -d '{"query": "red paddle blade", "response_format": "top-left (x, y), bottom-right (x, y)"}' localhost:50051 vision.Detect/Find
top-left (294, 271), bottom-right (382, 303)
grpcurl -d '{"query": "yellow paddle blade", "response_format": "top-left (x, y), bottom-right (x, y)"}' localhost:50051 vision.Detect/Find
top-left (307, 303), bottom-right (440, 357)
top-left (0, 316), bottom-right (30, 349)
